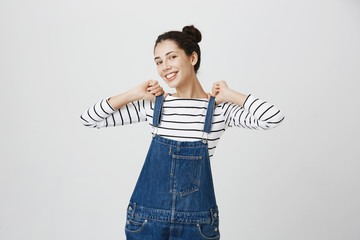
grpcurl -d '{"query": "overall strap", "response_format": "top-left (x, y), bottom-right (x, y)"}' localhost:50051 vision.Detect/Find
top-left (202, 96), bottom-right (216, 144)
top-left (153, 93), bottom-right (165, 127)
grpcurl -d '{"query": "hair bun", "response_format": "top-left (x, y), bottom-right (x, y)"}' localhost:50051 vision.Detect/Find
top-left (182, 25), bottom-right (202, 43)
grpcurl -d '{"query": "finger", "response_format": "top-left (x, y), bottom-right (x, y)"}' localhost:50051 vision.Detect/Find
top-left (155, 89), bottom-right (165, 96)
top-left (155, 90), bottom-right (163, 96)
top-left (149, 80), bottom-right (157, 86)
top-left (153, 84), bottom-right (161, 90)
top-left (147, 83), bottom-right (160, 91)
top-left (151, 87), bottom-right (163, 94)
top-left (151, 84), bottom-right (159, 89)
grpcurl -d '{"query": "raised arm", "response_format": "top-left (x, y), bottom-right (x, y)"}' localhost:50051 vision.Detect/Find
top-left (80, 80), bottom-right (165, 129)
top-left (212, 81), bottom-right (285, 130)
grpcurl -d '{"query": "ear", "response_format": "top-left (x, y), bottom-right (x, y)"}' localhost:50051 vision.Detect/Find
top-left (190, 51), bottom-right (198, 66)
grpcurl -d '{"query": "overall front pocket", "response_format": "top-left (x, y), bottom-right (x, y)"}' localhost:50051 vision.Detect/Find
top-left (170, 154), bottom-right (203, 197)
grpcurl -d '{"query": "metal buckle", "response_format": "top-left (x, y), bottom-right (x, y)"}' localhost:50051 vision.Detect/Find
top-left (201, 131), bottom-right (208, 144)
top-left (152, 126), bottom-right (158, 137)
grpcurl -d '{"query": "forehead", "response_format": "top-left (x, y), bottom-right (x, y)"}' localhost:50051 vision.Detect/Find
top-left (154, 40), bottom-right (181, 56)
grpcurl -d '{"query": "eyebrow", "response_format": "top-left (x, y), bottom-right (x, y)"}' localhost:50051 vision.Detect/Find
top-left (154, 51), bottom-right (177, 60)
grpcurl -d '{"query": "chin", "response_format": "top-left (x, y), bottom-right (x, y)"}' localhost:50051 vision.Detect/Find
top-left (166, 82), bottom-right (175, 89)
top-left (168, 81), bottom-right (180, 89)
top-left (164, 78), bottom-right (177, 87)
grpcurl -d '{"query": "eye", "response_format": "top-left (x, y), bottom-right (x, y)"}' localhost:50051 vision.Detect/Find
top-left (156, 61), bottom-right (162, 65)
top-left (170, 55), bottom-right (176, 59)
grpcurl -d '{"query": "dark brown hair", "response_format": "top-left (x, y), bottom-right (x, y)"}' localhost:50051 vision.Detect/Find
top-left (154, 25), bottom-right (202, 74)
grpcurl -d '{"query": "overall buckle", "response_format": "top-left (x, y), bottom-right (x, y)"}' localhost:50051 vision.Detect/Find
top-left (152, 126), bottom-right (158, 138)
top-left (201, 131), bottom-right (208, 144)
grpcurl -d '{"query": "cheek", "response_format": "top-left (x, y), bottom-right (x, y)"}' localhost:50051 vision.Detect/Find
top-left (180, 63), bottom-right (190, 74)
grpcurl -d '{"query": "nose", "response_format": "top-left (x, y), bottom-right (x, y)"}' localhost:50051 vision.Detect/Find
top-left (163, 60), bottom-right (171, 72)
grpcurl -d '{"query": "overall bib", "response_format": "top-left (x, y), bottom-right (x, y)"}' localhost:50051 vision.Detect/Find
top-left (124, 93), bottom-right (220, 240)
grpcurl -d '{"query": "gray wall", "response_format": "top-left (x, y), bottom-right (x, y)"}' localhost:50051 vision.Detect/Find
top-left (1, 0), bottom-right (359, 239)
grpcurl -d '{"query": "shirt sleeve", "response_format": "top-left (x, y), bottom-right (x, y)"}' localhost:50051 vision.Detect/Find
top-left (222, 94), bottom-right (285, 130)
top-left (80, 97), bottom-right (147, 129)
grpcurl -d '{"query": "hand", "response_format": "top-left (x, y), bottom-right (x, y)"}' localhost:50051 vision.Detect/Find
top-left (211, 80), bottom-right (231, 105)
top-left (133, 80), bottom-right (167, 102)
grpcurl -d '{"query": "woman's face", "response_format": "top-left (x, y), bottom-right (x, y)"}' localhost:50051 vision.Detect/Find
top-left (154, 40), bottom-right (197, 88)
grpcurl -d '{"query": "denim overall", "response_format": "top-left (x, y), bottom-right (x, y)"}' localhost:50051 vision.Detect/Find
top-left (124, 93), bottom-right (220, 240)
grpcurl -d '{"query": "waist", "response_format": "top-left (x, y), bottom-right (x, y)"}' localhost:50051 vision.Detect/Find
top-left (152, 134), bottom-right (207, 148)
top-left (127, 201), bottom-right (219, 224)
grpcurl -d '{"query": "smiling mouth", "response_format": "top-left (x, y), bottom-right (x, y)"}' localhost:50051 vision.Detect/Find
top-left (165, 72), bottom-right (178, 81)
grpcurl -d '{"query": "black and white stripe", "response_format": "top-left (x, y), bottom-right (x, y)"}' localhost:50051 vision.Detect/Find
top-left (80, 93), bottom-right (285, 159)
top-left (222, 94), bottom-right (285, 130)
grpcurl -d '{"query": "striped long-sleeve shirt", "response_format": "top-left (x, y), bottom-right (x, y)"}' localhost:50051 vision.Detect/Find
top-left (80, 93), bottom-right (285, 160)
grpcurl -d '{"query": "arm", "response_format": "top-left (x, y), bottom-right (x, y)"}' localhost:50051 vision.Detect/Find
top-left (107, 89), bottom-right (141, 110)
top-left (212, 81), bottom-right (285, 130)
top-left (79, 95), bottom-right (146, 129)
top-left (80, 80), bottom-right (164, 129)
top-left (222, 94), bottom-right (285, 129)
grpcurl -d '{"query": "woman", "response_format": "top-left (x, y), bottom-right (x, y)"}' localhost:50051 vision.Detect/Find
top-left (80, 25), bottom-right (285, 240)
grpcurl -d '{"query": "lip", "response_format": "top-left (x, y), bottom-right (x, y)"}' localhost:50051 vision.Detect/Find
top-left (165, 71), bottom-right (178, 81)
top-left (165, 71), bottom-right (178, 77)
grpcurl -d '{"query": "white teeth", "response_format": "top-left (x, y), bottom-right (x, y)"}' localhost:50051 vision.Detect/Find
top-left (166, 72), bottom-right (176, 78)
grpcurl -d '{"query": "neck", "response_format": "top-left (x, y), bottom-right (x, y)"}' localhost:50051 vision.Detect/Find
top-left (174, 72), bottom-right (207, 98)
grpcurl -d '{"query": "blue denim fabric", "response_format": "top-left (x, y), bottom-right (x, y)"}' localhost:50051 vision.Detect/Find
top-left (125, 93), bottom-right (220, 240)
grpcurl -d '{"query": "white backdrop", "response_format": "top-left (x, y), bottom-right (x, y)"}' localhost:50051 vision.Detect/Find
top-left (1, 0), bottom-right (359, 239)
